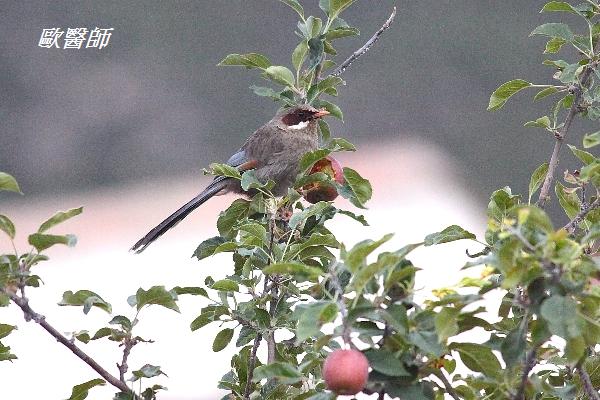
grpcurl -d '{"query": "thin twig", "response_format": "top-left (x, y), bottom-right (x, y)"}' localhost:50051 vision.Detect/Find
top-left (513, 348), bottom-right (537, 400)
top-left (578, 363), bottom-right (600, 400)
top-left (328, 262), bottom-right (351, 345)
top-left (563, 197), bottom-right (600, 233)
top-left (536, 50), bottom-right (600, 208)
top-left (4, 289), bottom-right (135, 396)
top-left (266, 216), bottom-right (280, 364)
top-left (330, 7), bottom-right (397, 78)
top-left (428, 368), bottom-right (460, 400)
top-left (243, 333), bottom-right (263, 400)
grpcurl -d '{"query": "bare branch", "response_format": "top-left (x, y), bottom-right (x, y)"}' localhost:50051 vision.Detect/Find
top-left (536, 51), bottom-right (600, 208)
top-left (330, 7), bottom-right (397, 78)
top-left (563, 197), bottom-right (600, 233)
top-left (4, 289), bottom-right (135, 397)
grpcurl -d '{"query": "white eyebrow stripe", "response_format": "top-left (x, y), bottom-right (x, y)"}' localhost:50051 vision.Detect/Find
top-left (287, 120), bottom-right (310, 130)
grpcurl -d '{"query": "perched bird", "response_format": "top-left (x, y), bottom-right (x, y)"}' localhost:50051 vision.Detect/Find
top-left (131, 104), bottom-right (330, 253)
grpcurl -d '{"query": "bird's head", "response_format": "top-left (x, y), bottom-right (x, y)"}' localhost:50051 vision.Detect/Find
top-left (276, 105), bottom-right (330, 131)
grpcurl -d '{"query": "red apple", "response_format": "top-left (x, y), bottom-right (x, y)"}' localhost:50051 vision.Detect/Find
top-left (302, 156), bottom-right (345, 203)
top-left (322, 349), bottom-right (369, 395)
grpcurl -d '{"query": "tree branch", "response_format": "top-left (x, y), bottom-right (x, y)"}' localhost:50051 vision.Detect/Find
top-left (536, 53), bottom-right (600, 208)
top-left (4, 289), bottom-right (135, 396)
top-left (578, 363), bottom-right (600, 400)
top-left (330, 6), bottom-right (397, 78)
top-left (563, 197), bottom-right (600, 233)
top-left (118, 336), bottom-right (137, 383)
top-left (428, 368), bottom-right (460, 400)
top-left (513, 348), bottom-right (537, 400)
top-left (243, 333), bottom-right (262, 400)
top-left (328, 262), bottom-right (351, 345)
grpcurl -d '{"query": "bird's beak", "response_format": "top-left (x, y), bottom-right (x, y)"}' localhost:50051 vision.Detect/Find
top-left (314, 108), bottom-right (330, 118)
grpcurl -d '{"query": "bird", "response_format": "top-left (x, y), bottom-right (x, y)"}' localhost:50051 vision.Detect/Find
top-left (131, 104), bottom-right (330, 253)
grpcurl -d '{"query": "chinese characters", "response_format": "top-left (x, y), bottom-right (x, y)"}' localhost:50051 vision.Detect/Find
top-left (38, 28), bottom-right (113, 49)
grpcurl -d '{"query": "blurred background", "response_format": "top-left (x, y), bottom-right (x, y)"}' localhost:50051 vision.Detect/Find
top-left (0, 0), bottom-right (592, 398)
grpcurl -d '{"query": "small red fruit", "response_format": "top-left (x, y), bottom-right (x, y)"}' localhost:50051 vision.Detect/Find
top-left (303, 156), bottom-right (345, 203)
top-left (322, 349), bottom-right (369, 395)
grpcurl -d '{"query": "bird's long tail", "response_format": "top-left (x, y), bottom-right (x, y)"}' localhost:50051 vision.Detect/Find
top-left (131, 178), bottom-right (230, 253)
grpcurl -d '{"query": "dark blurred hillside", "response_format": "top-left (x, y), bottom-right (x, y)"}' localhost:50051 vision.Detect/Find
top-left (1, 0), bottom-right (593, 216)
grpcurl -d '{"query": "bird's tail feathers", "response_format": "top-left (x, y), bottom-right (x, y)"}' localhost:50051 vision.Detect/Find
top-left (131, 178), bottom-right (229, 253)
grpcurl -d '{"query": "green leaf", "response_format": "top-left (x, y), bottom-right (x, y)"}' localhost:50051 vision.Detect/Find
top-left (325, 26), bottom-right (359, 40)
top-left (434, 307), bottom-right (460, 342)
top-left (28, 233), bottom-right (77, 251)
top-left (584, 131), bottom-right (600, 148)
top-left (540, 295), bottom-right (581, 339)
top-left (0, 324), bottom-right (16, 339)
top-left (524, 116), bottom-right (551, 128)
top-left (213, 328), bottom-right (234, 352)
top-left (295, 301), bottom-right (338, 342)
top-left (0, 342), bottom-right (17, 362)
top-left (0, 215), bottom-right (15, 239)
top-left (264, 65), bottom-right (296, 87)
top-left (241, 170), bottom-right (274, 191)
top-left (238, 222), bottom-right (267, 244)
top-left (66, 379), bottom-right (106, 400)
top-left (292, 40), bottom-right (308, 72)
top-left (452, 342), bottom-right (502, 379)
top-left (277, 0), bottom-right (304, 19)
top-left (131, 364), bottom-right (167, 381)
top-left (339, 167), bottom-right (372, 208)
top-left (218, 53), bottom-right (271, 69)
top-left (555, 182), bottom-right (581, 219)
top-left (289, 201), bottom-right (331, 229)
top-left (306, 38), bottom-right (324, 72)
top-left (299, 149), bottom-right (331, 172)
top-left (209, 163), bottom-right (242, 179)
top-left (193, 236), bottom-right (228, 260)
top-left (424, 225), bottom-right (476, 246)
top-left (408, 331), bottom-right (445, 357)
top-left (534, 86), bottom-right (560, 100)
top-left (217, 200), bottom-right (250, 239)
top-left (327, 137), bottom-right (355, 152)
top-left (135, 286), bottom-right (180, 313)
top-left (305, 16), bottom-right (323, 38)
top-left (364, 349), bottom-right (411, 377)
top-left (530, 23), bottom-right (574, 42)
top-left (329, 0), bottom-right (356, 20)
top-left (488, 79), bottom-right (532, 111)
top-left (568, 144), bottom-right (595, 165)
top-left (0, 172), bottom-right (22, 194)
top-left (501, 319), bottom-right (527, 367)
top-left (284, 233), bottom-right (338, 261)
top-left (109, 315), bottom-right (133, 331)
top-left (544, 37), bottom-right (567, 54)
top-left (172, 286), bottom-right (209, 298)
top-left (318, 100), bottom-right (343, 120)
top-left (344, 233), bottom-right (393, 273)
top-left (38, 207), bottom-right (83, 233)
top-left (252, 362), bottom-right (303, 384)
top-left (318, 118), bottom-right (331, 142)
top-left (541, 1), bottom-right (579, 14)
top-left (528, 162), bottom-right (549, 204)
top-left (211, 279), bottom-right (239, 292)
top-left (263, 262), bottom-right (324, 282)
top-left (58, 290), bottom-right (112, 314)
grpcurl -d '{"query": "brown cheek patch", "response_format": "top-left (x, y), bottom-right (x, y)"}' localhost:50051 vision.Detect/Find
top-left (282, 112), bottom-right (302, 126)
